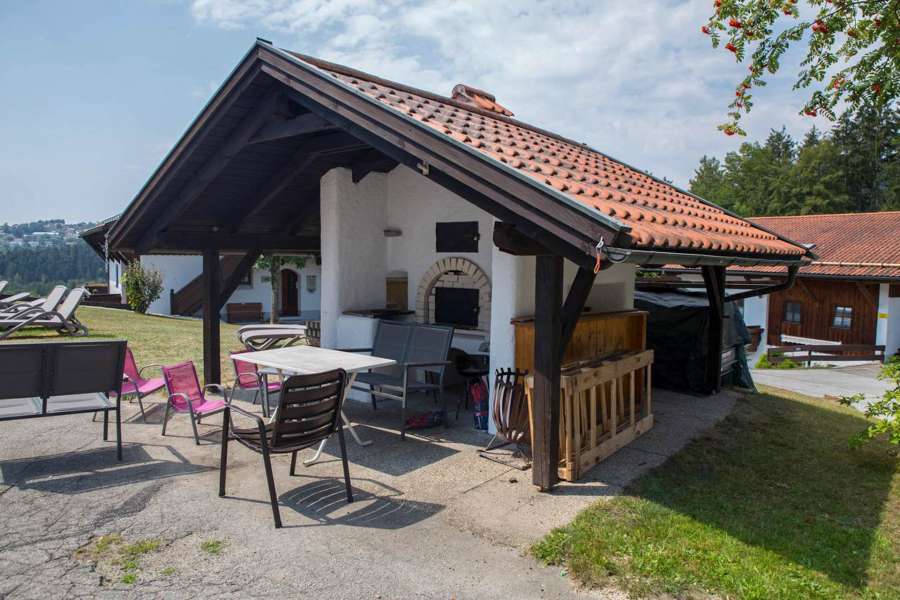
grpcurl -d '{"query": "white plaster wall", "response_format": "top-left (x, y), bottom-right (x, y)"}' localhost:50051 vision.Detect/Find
top-left (564, 261), bottom-right (636, 313)
top-left (736, 293), bottom-right (770, 365)
top-left (320, 167), bottom-right (388, 348)
top-left (107, 260), bottom-right (123, 296)
top-left (887, 295), bottom-right (900, 357)
top-left (225, 262), bottom-right (322, 320)
top-left (141, 255), bottom-right (202, 315)
top-left (385, 166), bottom-right (495, 310)
top-left (488, 248), bottom-right (535, 434)
top-left (878, 283), bottom-right (900, 357)
top-left (876, 283), bottom-right (889, 348)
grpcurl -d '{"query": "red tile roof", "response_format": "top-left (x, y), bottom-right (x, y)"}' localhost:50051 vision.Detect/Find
top-left (290, 52), bottom-right (807, 259)
top-left (743, 212), bottom-right (900, 279)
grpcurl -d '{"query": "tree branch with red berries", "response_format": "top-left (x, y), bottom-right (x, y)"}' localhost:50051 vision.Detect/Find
top-left (703, 0), bottom-right (898, 135)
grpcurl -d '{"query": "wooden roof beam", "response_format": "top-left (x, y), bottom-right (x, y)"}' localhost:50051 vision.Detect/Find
top-left (246, 112), bottom-right (339, 145)
top-left (154, 232), bottom-right (319, 253)
top-left (136, 86), bottom-right (284, 252)
top-left (225, 132), bottom-right (367, 233)
top-left (351, 150), bottom-right (399, 182)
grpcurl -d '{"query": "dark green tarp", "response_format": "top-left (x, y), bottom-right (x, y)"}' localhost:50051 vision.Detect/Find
top-left (634, 290), bottom-right (754, 394)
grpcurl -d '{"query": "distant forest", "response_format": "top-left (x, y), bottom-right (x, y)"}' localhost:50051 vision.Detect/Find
top-left (689, 102), bottom-right (899, 216)
top-left (0, 243), bottom-right (105, 296)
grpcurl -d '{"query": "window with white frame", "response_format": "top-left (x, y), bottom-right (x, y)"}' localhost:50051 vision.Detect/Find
top-left (784, 301), bottom-right (802, 324)
top-left (832, 305), bottom-right (853, 328)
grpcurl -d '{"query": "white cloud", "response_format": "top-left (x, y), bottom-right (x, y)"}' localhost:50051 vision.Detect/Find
top-left (189, 0), bottom-right (818, 187)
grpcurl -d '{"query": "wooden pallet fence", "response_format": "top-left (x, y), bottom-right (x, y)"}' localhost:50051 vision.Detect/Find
top-left (526, 350), bottom-right (654, 482)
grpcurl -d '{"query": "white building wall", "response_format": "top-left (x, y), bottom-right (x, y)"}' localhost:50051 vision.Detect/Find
top-left (877, 283), bottom-right (900, 357)
top-left (888, 296), bottom-right (900, 358)
top-left (876, 283), bottom-right (889, 348)
top-left (385, 166), bottom-right (495, 309)
top-left (226, 261), bottom-right (322, 321)
top-left (737, 293), bottom-right (770, 364)
top-left (107, 260), bottom-right (123, 296)
top-left (320, 167), bottom-right (388, 348)
top-left (141, 255), bottom-right (202, 315)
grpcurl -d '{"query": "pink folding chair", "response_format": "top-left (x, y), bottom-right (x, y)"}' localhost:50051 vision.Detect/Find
top-left (230, 352), bottom-right (282, 418)
top-left (161, 361), bottom-right (228, 445)
top-left (122, 347), bottom-right (165, 420)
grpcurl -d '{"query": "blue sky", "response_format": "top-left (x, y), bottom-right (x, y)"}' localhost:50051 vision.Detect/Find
top-left (0, 1), bottom-right (816, 224)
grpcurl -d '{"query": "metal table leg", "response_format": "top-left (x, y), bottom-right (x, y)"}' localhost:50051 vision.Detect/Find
top-left (260, 372), bottom-right (270, 419)
top-left (305, 371), bottom-right (371, 465)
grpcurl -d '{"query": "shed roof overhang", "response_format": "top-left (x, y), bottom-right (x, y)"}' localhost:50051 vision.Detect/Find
top-left (108, 40), bottom-right (813, 270)
top-left (80, 217), bottom-right (132, 262)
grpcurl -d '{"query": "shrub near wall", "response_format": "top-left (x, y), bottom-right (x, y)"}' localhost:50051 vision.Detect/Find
top-left (122, 261), bottom-right (163, 314)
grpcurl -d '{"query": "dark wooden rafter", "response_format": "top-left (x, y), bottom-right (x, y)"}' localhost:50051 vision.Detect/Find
top-left (155, 232), bottom-right (319, 252)
top-left (246, 112), bottom-right (338, 145)
top-left (532, 255), bottom-right (564, 491)
top-left (137, 86), bottom-right (284, 251)
top-left (796, 277), bottom-right (820, 305)
top-left (854, 281), bottom-right (876, 307)
top-left (202, 249), bottom-right (222, 385)
top-left (559, 266), bottom-right (597, 361)
top-left (493, 222), bottom-right (552, 257)
top-left (110, 52), bottom-right (266, 249)
top-left (219, 249), bottom-right (262, 308)
top-left (351, 149), bottom-right (399, 183)
top-left (701, 265), bottom-right (726, 394)
top-left (225, 131), bottom-right (367, 233)
top-left (281, 186), bottom-right (320, 235)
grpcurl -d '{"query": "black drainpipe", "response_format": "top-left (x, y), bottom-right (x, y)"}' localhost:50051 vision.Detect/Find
top-left (725, 264), bottom-right (799, 303)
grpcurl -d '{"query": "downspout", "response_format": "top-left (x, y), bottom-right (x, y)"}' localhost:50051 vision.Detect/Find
top-left (725, 264), bottom-right (799, 302)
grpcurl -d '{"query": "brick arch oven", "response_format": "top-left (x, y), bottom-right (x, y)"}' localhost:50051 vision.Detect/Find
top-left (415, 257), bottom-right (490, 331)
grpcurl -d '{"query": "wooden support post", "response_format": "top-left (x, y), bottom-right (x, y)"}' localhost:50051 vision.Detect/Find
top-left (701, 265), bottom-right (726, 394)
top-left (532, 254), bottom-right (563, 491)
top-left (202, 248), bottom-right (222, 385)
top-left (559, 266), bottom-right (597, 363)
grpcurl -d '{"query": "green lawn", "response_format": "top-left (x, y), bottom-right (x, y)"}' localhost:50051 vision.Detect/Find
top-left (533, 388), bottom-right (899, 599)
top-left (0, 306), bottom-right (242, 385)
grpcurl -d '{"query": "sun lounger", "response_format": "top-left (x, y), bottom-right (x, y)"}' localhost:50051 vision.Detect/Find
top-left (0, 286), bottom-right (66, 320)
top-left (0, 288), bottom-right (90, 339)
top-left (0, 292), bottom-right (31, 309)
top-left (237, 324), bottom-right (308, 350)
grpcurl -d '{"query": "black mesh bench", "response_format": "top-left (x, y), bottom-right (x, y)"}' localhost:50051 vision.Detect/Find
top-left (0, 340), bottom-right (126, 460)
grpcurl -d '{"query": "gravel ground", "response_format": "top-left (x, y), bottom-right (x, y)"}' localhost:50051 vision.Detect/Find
top-left (0, 387), bottom-right (736, 599)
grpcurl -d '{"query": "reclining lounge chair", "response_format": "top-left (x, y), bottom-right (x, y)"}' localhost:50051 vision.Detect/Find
top-left (0, 288), bottom-right (90, 339)
top-left (0, 286), bottom-right (66, 320)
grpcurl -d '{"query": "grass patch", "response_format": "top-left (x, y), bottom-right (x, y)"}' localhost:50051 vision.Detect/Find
top-left (200, 539), bottom-right (225, 555)
top-left (75, 534), bottom-right (164, 586)
top-left (1, 306), bottom-right (241, 385)
top-left (160, 566), bottom-right (177, 577)
top-left (533, 390), bottom-right (900, 599)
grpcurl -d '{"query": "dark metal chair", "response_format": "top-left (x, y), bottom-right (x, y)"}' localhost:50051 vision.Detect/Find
top-left (353, 322), bottom-right (454, 439)
top-left (219, 369), bottom-right (352, 529)
top-left (346, 320), bottom-right (414, 410)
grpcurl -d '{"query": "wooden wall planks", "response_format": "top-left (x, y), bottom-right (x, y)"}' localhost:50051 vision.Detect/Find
top-left (513, 309), bottom-right (647, 372)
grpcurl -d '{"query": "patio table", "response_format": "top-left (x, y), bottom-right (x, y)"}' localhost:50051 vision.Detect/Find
top-left (231, 345), bottom-right (395, 465)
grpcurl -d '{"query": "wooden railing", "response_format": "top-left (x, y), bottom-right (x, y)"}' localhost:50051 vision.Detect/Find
top-left (170, 255), bottom-right (245, 316)
top-left (767, 343), bottom-right (886, 366)
top-left (526, 349), bottom-right (654, 482)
